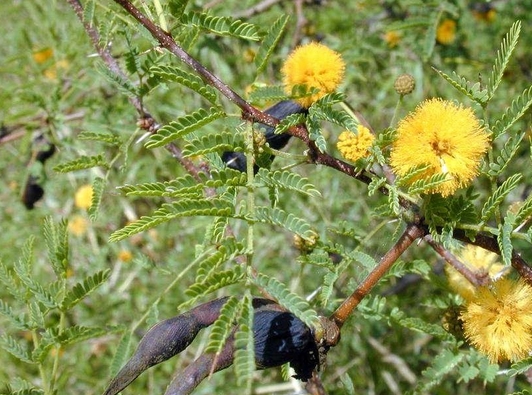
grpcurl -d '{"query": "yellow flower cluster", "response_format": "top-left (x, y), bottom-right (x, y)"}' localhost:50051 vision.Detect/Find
top-left (282, 42), bottom-right (345, 108)
top-left (390, 98), bottom-right (490, 197)
top-left (68, 215), bottom-right (88, 236)
top-left (337, 126), bottom-right (375, 162)
top-left (445, 245), bottom-right (505, 301)
top-left (436, 19), bottom-right (457, 45)
top-left (75, 184), bottom-right (94, 209)
top-left (461, 278), bottom-right (532, 362)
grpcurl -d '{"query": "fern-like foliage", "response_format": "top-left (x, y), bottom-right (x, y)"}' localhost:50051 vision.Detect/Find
top-left (498, 212), bottom-right (515, 266)
top-left (53, 154), bottom-right (109, 172)
top-left (487, 134), bottom-right (524, 176)
top-left (254, 14), bottom-right (289, 75)
top-left (150, 65), bottom-right (218, 104)
top-left (487, 21), bottom-right (521, 101)
top-left (43, 217), bottom-right (68, 278)
top-left (274, 112), bottom-right (306, 135)
top-left (89, 177), bottom-right (106, 220)
top-left (490, 85), bottom-right (532, 140)
top-left (309, 104), bottom-right (358, 132)
top-left (205, 296), bottom-right (240, 354)
top-left (433, 68), bottom-right (488, 105)
top-left (234, 294), bottom-right (255, 391)
top-left (247, 85), bottom-right (289, 104)
top-left (181, 11), bottom-right (261, 41)
top-left (407, 173), bottom-right (449, 195)
top-left (61, 270), bottom-right (110, 310)
top-left (255, 168), bottom-right (321, 198)
top-left (417, 349), bottom-right (464, 392)
top-left (182, 131), bottom-right (245, 157)
top-left (480, 173), bottom-right (521, 223)
top-left (109, 197), bottom-right (235, 242)
top-left (119, 169), bottom-right (246, 198)
top-left (182, 267), bottom-right (244, 309)
top-left (95, 61), bottom-right (138, 97)
top-left (77, 131), bottom-right (121, 146)
top-left (145, 107), bottom-right (225, 148)
top-left (254, 273), bottom-right (320, 329)
top-left (253, 206), bottom-right (317, 242)
top-left (515, 195), bottom-right (532, 228)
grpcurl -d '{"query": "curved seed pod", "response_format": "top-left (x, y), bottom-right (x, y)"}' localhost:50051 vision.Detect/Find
top-left (164, 336), bottom-right (235, 395)
top-left (103, 297), bottom-right (229, 395)
top-left (222, 100), bottom-right (306, 172)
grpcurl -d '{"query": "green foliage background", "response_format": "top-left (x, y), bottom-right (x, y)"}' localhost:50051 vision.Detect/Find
top-left (2, 0), bottom-right (532, 394)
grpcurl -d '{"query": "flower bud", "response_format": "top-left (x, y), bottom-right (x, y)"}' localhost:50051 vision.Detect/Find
top-left (394, 73), bottom-right (415, 96)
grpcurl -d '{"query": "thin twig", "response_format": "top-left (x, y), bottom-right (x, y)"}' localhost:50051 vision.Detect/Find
top-left (424, 234), bottom-right (489, 287)
top-left (330, 224), bottom-right (425, 329)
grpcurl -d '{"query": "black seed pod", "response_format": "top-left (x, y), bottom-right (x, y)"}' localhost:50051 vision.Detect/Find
top-left (22, 175), bottom-right (44, 210)
top-left (253, 309), bottom-right (318, 381)
top-left (222, 100), bottom-right (306, 172)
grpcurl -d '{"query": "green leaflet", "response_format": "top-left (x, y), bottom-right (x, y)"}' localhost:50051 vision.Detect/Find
top-left (109, 197), bottom-right (235, 242)
top-left (182, 131), bottom-right (244, 157)
top-left (53, 154), bottom-right (109, 172)
top-left (43, 217), bottom-right (69, 279)
top-left (181, 11), bottom-right (261, 41)
top-left (205, 296), bottom-right (240, 354)
top-left (480, 173), bottom-right (521, 223)
top-left (487, 21), bottom-right (521, 101)
top-left (433, 68), bottom-right (488, 105)
top-left (255, 168), bottom-right (321, 198)
top-left (234, 294), bottom-right (255, 390)
top-left (491, 85), bottom-right (532, 140)
top-left (254, 14), bottom-right (290, 75)
top-left (253, 206), bottom-right (317, 242)
top-left (145, 107), bottom-right (226, 148)
top-left (487, 134), bottom-right (524, 176)
top-left (150, 65), bottom-right (218, 104)
top-left (181, 267), bottom-right (244, 310)
top-left (254, 273), bottom-right (320, 330)
top-left (61, 270), bottom-right (111, 310)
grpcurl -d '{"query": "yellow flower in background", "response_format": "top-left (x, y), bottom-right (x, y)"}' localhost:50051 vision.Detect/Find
top-left (390, 98), bottom-right (490, 197)
top-left (337, 126), bottom-right (375, 162)
top-left (118, 250), bottom-right (133, 263)
top-left (445, 245), bottom-right (505, 301)
top-left (33, 48), bottom-right (54, 64)
top-left (43, 59), bottom-right (69, 81)
top-left (436, 19), bottom-right (457, 45)
top-left (282, 42), bottom-right (345, 108)
top-left (461, 278), bottom-right (532, 362)
top-left (384, 31), bottom-right (402, 48)
top-left (68, 215), bottom-right (88, 236)
top-left (75, 184), bottom-right (94, 209)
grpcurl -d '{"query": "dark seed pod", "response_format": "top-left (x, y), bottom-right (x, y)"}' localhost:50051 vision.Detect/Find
top-left (253, 308), bottom-right (319, 381)
top-left (103, 298), bottom-right (229, 395)
top-left (22, 175), bottom-right (44, 210)
top-left (35, 142), bottom-right (56, 163)
top-left (223, 100), bottom-right (306, 172)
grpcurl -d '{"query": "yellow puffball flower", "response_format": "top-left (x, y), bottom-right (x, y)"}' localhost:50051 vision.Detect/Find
top-left (384, 31), bottom-right (402, 48)
top-left (32, 48), bottom-right (54, 64)
top-left (390, 98), bottom-right (490, 197)
top-left (282, 42), bottom-right (345, 108)
top-left (445, 245), bottom-right (505, 301)
top-left (75, 184), bottom-right (94, 209)
top-left (461, 278), bottom-right (532, 363)
top-left (337, 126), bottom-right (375, 162)
top-left (118, 250), bottom-right (133, 263)
top-left (68, 215), bottom-right (88, 236)
top-left (436, 19), bottom-right (457, 45)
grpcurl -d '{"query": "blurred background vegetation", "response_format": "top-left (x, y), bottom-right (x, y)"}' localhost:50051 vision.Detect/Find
top-left (1, 0), bottom-right (532, 394)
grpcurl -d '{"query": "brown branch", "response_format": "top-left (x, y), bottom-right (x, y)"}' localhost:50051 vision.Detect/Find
top-left (453, 229), bottom-right (532, 285)
top-left (330, 223), bottom-right (425, 329)
top-left (424, 234), bottom-right (489, 287)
